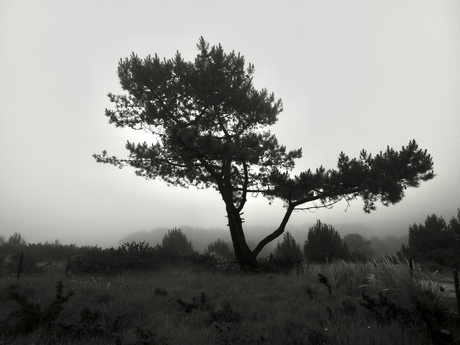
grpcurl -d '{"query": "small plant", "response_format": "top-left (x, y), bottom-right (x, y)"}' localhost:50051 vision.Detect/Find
top-left (177, 292), bottom-right (211, 313)
top-left (1, 280), bottom-right (73, 335)
top-left (211, 303), bottom-right (241, 324)
top-left (176, 291), bottom-right (241, 324)
top-left (272, 231), bottom-right (303, 272)
top-left (57, 306), bottom-right (127, 340)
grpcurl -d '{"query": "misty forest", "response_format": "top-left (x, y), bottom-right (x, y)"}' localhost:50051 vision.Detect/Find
top-left (1, 39), bottom-right (459, 344)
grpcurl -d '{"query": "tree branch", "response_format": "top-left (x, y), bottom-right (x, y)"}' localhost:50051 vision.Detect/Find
top-left (252, 203), bottom-right (295, 258)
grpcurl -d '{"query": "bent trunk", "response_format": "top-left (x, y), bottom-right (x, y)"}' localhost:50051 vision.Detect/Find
top-left (252, 204), bottom-right (295, 258)
top-left (226, 204), bottom-right (296, 270)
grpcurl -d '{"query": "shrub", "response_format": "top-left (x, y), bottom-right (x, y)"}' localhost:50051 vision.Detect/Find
top-left (272, 231), bottom-right (303, 271)
top-left (72, 244), bottom-right (162, 274)
top-left (162, 228), bottom-right (194, 255)
top-left (206, 239), bottom-right (234, 258)
top-left (303, 220), bottom-right (348, 263)
top-left (403, 210), bottom-right (460, 267)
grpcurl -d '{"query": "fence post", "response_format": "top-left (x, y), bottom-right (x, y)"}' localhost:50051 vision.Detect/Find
top-left (453, 269), bottom-right (460, 320)
top-left (373, 260), bottom-right (378, 282)
top-left (66, 255), bottom-right (71, 277)
top-left (409, 257), bottom-right (414, 277)
top-left (17, 252), bottom-right (24, 280)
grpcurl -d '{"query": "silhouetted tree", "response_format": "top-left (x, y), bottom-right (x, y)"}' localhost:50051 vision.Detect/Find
top-left (403, 210), bottom-right (460, 266)
top-left (304, 221), bottom-right (348, 263)
top-left (94, 37), bottom-right (435, 269)
top-left (162, 228), bottom-right (194, 255)
top-left (7, 232), bottom-right (27, 247)
top-left (206, 239), bottom-right (234, 258)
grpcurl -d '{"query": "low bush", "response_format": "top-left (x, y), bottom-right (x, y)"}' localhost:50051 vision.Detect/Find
top-left (272, 231), bottom-right (303, 272)
top-left (206, 239), bottom-right (234, 258)
top-left (71, 242), bottom-right (219, 274)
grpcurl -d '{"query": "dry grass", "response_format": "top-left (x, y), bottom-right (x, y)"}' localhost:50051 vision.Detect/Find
top-left (0, 261), bottom-right (458, 345)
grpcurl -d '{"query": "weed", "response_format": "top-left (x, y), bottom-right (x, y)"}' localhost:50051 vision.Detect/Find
top-left (177, 292), bottom-right (211, 313)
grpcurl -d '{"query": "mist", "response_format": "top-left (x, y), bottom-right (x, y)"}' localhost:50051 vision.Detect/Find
top-left (1, 1), bottom-right (459, 249)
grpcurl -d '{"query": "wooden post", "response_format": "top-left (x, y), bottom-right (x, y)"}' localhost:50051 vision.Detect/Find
top-left (453, 269), bottom-right (460, 319)
top-left (17, 252), bottom-right (24, 280)
top-left (66, 255), bottom-right (71, 277)
top-left (373, 261), bottom-right (378, 282)
top-left (409, 257), bottom-right (414, 277)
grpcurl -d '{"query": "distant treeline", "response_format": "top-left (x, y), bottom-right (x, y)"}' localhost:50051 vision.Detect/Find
top-left (118, 224), bottom-right (407, 259)
top-left (1, 209), bottom-right (458, 276)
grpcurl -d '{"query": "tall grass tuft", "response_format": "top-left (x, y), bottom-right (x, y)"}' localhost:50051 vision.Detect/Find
top-left (364, 254), bottom-right (454, 333)
top-left (303, 260), bottom-right (370, 296)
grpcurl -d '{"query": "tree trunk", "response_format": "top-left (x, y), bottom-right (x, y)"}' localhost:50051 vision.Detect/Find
top-left (225, 203), bottom-right (296, 270)
top-left (226, 207), bottom-right (259, 269)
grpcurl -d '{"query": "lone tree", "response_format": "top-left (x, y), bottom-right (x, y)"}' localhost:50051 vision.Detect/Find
top-left (94, 38), bottom-right (434, 269)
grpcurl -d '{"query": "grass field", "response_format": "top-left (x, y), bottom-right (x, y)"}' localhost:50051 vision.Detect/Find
top-left (1, 258), bottom-right (459, 345)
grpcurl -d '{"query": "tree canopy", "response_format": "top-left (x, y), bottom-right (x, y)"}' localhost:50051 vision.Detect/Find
top-left (94, 38), bottom-right (435, 269)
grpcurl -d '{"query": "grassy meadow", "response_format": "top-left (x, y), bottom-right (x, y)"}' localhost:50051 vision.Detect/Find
top-left (1, 258), bottom-right (459, 345)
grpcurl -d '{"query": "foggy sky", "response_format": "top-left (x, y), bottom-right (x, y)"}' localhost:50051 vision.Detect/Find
top-left (1, 1), bottom-right (459, 248)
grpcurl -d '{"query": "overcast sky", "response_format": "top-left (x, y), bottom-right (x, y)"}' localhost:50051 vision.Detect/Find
top-left (1, 1), bottom-right (459, 247)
